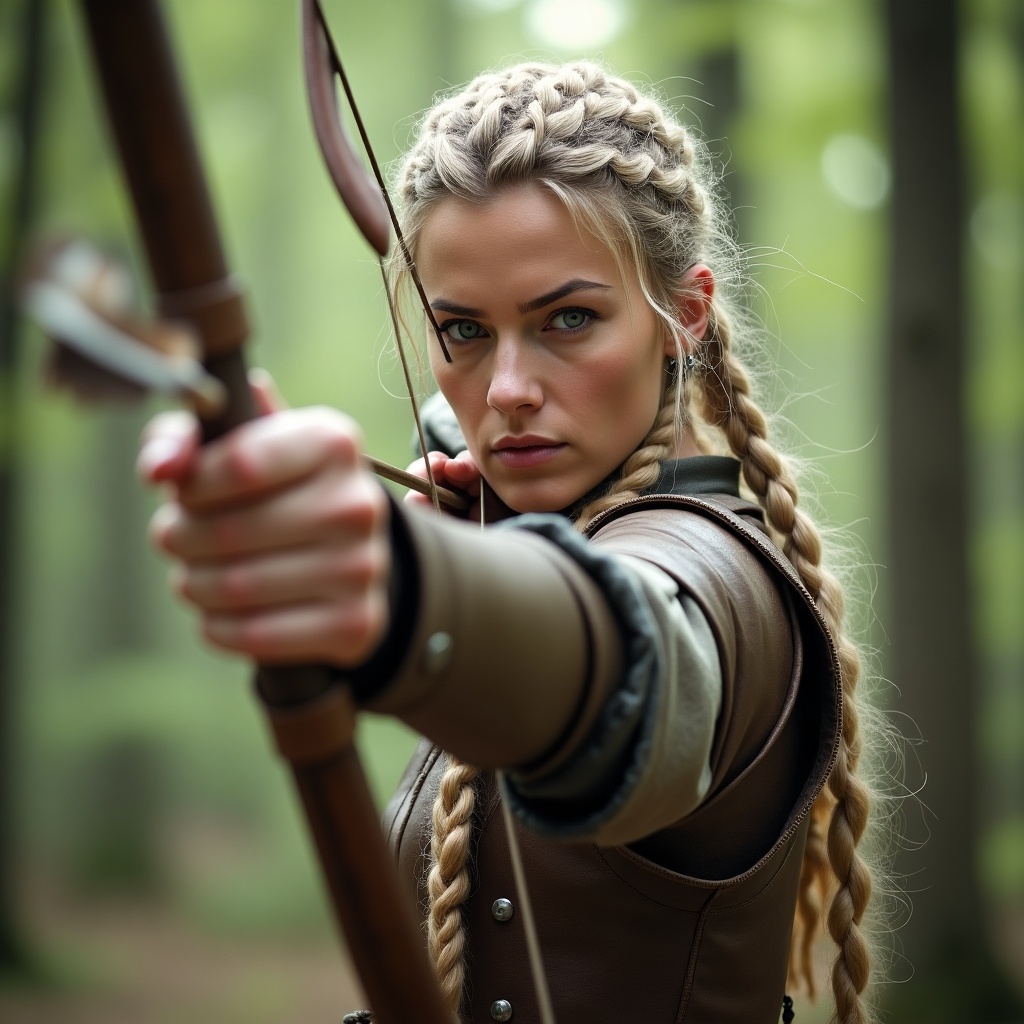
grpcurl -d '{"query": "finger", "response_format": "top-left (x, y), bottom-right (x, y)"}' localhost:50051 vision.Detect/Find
top-left (201, 592), bottom-right (388, 666)
top-left (443, 450), bottom-right (483, 491)
top-left (404, 451), bottom-right (449, 481)
top-left (153, 468), bottom-right (388, 561)
top-left (403, 452), bottom-right (450, 506)
top-left (248, 367), bottom-right (288, 415)
top-left (173, 539), bottom-right (389, 614)
top-left (137, 411), bottom-right (200, 484)
top-left (177, 407), bottom-right (363, 510)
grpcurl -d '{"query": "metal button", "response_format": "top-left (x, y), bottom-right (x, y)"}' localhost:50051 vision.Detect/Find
top-left (490, 999), bottom-right (512, 1021)
top-left (491, 897), bottom-right (514, 922)
top-left (422, 631), bottom-right (453, 675)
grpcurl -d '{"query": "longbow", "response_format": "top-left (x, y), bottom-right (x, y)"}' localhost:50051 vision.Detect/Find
top-left (76, 2), bottom-right (453, 1020)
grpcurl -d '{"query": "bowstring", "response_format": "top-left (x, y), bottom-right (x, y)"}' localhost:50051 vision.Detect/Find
top-left (313, 0), bottom-right (445, 510)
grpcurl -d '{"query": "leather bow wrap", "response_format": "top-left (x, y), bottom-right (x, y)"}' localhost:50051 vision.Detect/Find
top-left (77, 1), bottom-right (451, 1020)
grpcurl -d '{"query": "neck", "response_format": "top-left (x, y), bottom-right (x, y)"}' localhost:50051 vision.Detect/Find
top-left (669, 428), bottom-right (703, 460)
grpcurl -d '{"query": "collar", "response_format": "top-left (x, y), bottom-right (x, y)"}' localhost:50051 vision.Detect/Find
top-left (559, 455), bottom-right (742, 520)
top-left (644, 456), bottom-right (741, 498)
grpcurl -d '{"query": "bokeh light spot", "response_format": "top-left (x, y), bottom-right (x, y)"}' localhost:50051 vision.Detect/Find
top-left (821, 133), bottom-right (890, 210)
top-left (525, 0), bottom-right (627, 51)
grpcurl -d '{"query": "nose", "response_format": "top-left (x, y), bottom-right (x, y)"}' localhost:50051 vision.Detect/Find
top-left (486, 336), bottom-right (543, 415)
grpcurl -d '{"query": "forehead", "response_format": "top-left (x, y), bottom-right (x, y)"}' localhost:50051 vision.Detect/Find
top-left (415, 184), bottom-right (626, 294)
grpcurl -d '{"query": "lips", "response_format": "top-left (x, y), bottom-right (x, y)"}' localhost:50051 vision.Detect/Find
top-left (492, 436), bottom-right (566, 469)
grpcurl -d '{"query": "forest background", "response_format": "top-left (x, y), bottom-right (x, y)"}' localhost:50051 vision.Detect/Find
top-left (0, 0), bottom-right (1021, 1021)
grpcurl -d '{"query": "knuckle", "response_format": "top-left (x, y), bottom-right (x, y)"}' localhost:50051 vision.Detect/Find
top-left (217, 563), bottom-right (252, 608)
top-left (320, 491), bottom-right (354, 530)
top-left (321, 475), bottom-right (387, 535)
top-left (309, 408), bottom-right (362, 466)
top-left (223, 442), bottom-right (262, 490)
top-left (338, 543), bottom-right (387, 590)
top-left (332, 597), bottom-right (385, 664)
top-left (362, 477), bottom-right (391, 527)
top-left (231, 613), bottom-right (273, 659)
top-left (210, 512), bottom-right (242, 555)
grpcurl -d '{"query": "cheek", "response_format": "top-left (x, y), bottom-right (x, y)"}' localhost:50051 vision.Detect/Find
top-left (430, 366), bottom-right (485, 453)
top-left (433, 364), bottom-right (470, 413)
top-left (569, 345), bottom-right (665, 430)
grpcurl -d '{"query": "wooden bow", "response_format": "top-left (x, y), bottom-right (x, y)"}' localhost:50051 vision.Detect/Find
top-left (76, 1), bottom-right (452, 1020)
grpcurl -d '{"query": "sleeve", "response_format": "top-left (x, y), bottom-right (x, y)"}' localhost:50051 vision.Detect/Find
top-left (498, 515), bottom-right (724, 846)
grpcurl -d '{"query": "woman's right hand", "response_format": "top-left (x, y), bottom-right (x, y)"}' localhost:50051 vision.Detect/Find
top-left (404, 449), bottom-right (514, 523)
top-left (137, 398), bottom-right (392, 669)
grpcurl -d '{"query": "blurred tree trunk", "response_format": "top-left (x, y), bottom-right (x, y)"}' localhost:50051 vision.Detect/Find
top-left (882, 0), bottom-right (1021, 1017)
top-left (0, 0), bottom-right (46, 975)
top-left (691, 43), bottom-right (745, 237)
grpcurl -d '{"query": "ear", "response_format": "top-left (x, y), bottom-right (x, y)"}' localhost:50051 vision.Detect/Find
top-left (668, 263), bottom-right (715, 357)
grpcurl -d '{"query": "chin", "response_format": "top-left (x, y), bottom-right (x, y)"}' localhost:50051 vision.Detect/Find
top-left (493, 480), bottom-right (583, 516)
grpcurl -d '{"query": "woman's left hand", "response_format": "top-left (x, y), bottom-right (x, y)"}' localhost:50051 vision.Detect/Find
top-left (138, 402), bottom-right (392, 668)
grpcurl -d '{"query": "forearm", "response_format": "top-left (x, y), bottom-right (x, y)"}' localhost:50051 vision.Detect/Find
top-left (352, 501), bottom-right (624, 770)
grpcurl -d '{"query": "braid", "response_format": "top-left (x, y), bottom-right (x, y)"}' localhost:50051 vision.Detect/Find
top-left (790, 791), bottom-right (834, 997)
top-left (697, 303), bottom-right (874, 1023)
top-left (426, 755), bottom-right (480, 1020)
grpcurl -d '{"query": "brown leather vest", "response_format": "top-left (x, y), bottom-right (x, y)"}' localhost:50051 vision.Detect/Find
top-left (381, 495), bottom-right (842, 1024)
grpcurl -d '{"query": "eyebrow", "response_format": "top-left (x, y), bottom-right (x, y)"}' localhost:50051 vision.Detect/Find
top-left (430, 278), bottom-right (612, 318)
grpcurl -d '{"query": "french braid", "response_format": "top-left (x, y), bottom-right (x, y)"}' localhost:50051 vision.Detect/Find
top-left (395, 61), bottom-right (880, 1023)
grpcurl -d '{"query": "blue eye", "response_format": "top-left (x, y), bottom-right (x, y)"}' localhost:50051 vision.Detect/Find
top-left (441, 319), bottom-right (488, 342)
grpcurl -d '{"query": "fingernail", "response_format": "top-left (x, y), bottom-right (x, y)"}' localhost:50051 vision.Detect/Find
top-left (138, 438), bottom-right (182, 480)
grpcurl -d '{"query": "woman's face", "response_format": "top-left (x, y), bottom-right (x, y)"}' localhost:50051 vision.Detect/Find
top-left (418, 184), bottom-right (676, 513)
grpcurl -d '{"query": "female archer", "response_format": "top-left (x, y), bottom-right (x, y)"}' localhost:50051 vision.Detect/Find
top-left (139, 61), bottom-right (876, 1024)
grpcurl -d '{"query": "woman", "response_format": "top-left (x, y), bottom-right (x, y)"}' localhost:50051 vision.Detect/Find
top-left (139, 62), bottom-right (874, 1024)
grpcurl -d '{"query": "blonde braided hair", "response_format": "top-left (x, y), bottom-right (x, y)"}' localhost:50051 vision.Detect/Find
top-left (697, 303), bottom-right (875, 1022)
top-left (426, 755), bottom-right (480, 1019)
top-left (395, 61), bottom-right (878, 1024)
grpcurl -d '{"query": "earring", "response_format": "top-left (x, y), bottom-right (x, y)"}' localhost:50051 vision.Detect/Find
top-left (665, 354), bottom-right (697, 380)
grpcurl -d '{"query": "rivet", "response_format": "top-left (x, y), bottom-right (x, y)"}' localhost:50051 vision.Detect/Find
top-left (491, 897), bottom-right (514, 922)
top-left (490, 999), bottom-right (512, 1021)
top-left (422, 631), bottom-right (453, 675)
